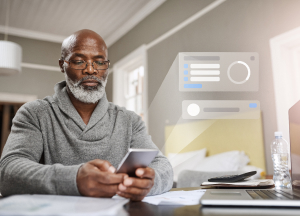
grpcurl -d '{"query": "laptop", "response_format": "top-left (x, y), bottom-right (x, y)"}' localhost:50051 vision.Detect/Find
top-left (200, 100), bottom-right (300, 207)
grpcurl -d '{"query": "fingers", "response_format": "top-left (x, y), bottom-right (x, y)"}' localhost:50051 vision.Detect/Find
top-left (78, 161), bottom-right (155, 200)
top-left (116, 177), bottom-right (154, 201)
top-left (87, 183), bottom-right (119, 198)
top-left (90, 159), bottom-right (115, 173)
top-left (94, 170), bottom-right (127, 184)
top-left (81, 160), bottom-right (127, 185)
top-left (135, 167), bottom-right (155, 179)
top-left (122, 177), bottom-right (153, 189)
top-left (77, 160), bottom-right (133, 198)
top-left (118, 183), bottom-right (149, 196)
top-left (116, 168), bottom-right (155, 201)
top-left (77, 163), bottom-right (122, 197)
top-left (96, 184), bottom-right (119, 198)
top-left (117, 191), bottom-right (145, 202)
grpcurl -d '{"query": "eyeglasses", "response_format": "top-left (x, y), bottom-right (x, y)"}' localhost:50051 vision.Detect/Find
top-left (63, 60), bottom-right (110, 70)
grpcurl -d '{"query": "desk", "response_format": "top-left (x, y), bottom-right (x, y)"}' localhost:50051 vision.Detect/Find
top-left (125, 187), bottom-right (300, 216)
top-left (125, 187), bottom-right (202, 216)
top-left (1, 187), bottom-right (300, 216)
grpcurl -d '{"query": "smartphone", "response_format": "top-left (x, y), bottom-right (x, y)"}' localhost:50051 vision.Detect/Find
top-left (116, 148), bottom-right (159, 177)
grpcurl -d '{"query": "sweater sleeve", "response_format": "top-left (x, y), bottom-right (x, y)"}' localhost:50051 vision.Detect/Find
top-left (128, 111), bottom-right (173, 196)
top-left (0, 102), bottom-right (81, 196)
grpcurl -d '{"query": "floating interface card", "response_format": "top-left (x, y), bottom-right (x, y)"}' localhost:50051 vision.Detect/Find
top-left (182, 100), bottom-right (260, 119)
top-left (179, 52), bottom-right (259, 92)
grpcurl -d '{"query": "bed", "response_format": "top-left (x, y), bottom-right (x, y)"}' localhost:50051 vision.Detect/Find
top-left (164, 116), bottom-right (266, 187)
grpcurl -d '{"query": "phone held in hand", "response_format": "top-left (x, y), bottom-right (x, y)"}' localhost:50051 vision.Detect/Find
top-left (116, 149), bottom-right (159, 177)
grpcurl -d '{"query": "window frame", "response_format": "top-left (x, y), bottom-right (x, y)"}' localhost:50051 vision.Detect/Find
top-left (113, 45), bottom-right (148, 129)
top-left (270, 26), bottom-right (300, 141)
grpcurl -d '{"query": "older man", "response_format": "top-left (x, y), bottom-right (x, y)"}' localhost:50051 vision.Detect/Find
top-left (0, 29), bottom-right (173, 201)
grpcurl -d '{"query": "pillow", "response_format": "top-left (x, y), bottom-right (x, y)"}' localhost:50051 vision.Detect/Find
top-left (168, 148), bottom-right (206, 167)
top-left (168, 148), bottom-right (207, 182)
top-left (193, 151), bottom-right (249, 172)
top-left (238, 151), bottom-right (250, 170)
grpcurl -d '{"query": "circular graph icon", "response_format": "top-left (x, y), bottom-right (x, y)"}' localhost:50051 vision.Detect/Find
top-left (187, 103), bottom-right (200, 116)
top-left (227, 61), bottom-right (251, 84)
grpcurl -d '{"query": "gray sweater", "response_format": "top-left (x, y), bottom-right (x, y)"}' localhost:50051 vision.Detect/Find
top-left (0, 81), bottom-right (173, 196)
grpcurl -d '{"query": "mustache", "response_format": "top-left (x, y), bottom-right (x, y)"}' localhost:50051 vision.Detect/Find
top-left (76, 75), bottom-right (104, 86)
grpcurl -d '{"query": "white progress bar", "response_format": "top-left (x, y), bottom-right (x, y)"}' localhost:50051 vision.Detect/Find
top-left (190, 70), bottom-right (220, 75)
top-left (190, 77), bottom-right (220, 82)
top-left (190, 64), bottom-right (220, 69)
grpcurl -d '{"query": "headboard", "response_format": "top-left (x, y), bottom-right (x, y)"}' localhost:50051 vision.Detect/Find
top-left (165, 116), bottom-right (266, 171)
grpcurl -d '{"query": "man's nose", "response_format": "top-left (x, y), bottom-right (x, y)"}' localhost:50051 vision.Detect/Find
top-left (83, 63), bottom-right (97, 75)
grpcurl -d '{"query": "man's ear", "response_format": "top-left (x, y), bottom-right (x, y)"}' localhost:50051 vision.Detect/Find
top-left (59, 59), bottom-right (65, 73)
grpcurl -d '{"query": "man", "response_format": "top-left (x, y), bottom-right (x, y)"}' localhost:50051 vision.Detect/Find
top-left (0, 29), bottom-right (173, 201)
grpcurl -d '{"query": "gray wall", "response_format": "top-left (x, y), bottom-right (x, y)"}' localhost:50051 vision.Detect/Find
top-left (0, 34), bottom-right (65, 99)
top-left (108, 0), bottom-right (300, 174)
top-left (107, 0), bottom-right (216, 102)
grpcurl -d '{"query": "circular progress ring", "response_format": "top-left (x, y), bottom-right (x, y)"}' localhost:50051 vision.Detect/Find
top-left (227, 61), bottom-right (251, 85)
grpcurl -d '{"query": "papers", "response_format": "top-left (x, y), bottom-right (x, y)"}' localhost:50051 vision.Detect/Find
top-left (0, 194), bottom-right (129, 216)
top-left (142, 189), bottom-right (206, 206)
top-left (202, 179), bottom-right (274, 187)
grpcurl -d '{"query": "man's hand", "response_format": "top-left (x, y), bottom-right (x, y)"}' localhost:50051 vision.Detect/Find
top-left (76, 159), bottom-right (127, 197)
top-left (117, 167), bottom-right (155, 201)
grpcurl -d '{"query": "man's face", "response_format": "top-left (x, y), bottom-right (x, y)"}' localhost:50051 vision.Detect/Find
top-left (59, 36), bottom-right (109, 103)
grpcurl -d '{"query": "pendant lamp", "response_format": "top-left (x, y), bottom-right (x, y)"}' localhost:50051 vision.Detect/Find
top-left (0, 0), bottom-right (22, 75)
top-left (0, 41), bottom-right (22, 75)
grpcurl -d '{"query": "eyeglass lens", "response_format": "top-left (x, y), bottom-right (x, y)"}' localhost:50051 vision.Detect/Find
top-left (70, 61), bottom-right (109, 70)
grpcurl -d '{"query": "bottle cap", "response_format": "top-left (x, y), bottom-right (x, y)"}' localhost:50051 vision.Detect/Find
top-left (275, 131), bottom-right (283, 137)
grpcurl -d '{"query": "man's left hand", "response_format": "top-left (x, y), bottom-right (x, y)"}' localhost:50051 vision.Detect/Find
top-left (117, 167), bottom-right (155, 201)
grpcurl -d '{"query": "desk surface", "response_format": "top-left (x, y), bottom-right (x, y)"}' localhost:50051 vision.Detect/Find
top-left (1, 187), bottom-right (300, 216)
top-left (125, 187), bottom-right (300, 216)
top-left (125, 187), bottom-right (202, 216)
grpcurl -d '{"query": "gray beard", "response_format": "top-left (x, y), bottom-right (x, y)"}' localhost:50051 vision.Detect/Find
top-left (64, 73), bottom-right (107, 104)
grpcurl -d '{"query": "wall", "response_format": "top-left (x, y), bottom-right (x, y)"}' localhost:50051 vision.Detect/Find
top-left (108, 0), bottom-right (300, 174)
top-left (0, 34), bottom-right (64, 99)
top-left (107, 0), bottom-right (216, 102)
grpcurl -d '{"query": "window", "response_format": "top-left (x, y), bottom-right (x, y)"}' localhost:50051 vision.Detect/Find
top-left (270, 26), bottom-right (300, 170)
top-left (113, 45), bottom-right (148, 127)
top-left (270, 26), bottom-right (300, 141)
top-left (125, 66), bottom-right (144, 119)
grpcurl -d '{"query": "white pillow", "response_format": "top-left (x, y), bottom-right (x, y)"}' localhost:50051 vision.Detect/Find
top-left (238, 151), bottom-right (250, 170)
top-left (193, 151), bottom-right (249, 172)
top-left (168, 148), bottom-right (206, 167)
top-left (168, 148), bottom-right (207, 182)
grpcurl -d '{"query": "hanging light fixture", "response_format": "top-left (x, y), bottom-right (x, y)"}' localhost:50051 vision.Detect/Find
top-left (0, 0), bottom-right (22, 75)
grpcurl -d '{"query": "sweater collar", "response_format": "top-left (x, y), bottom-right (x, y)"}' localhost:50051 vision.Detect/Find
top-left (53, 81), bottom-right (109, 131)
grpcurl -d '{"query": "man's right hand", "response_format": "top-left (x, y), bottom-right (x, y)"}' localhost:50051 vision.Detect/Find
top-left (76, 159), bottom-right (127, 197)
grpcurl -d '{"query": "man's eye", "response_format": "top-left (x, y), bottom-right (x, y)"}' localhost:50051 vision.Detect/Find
top-left (74, 61), bottom-right (84, 65)
top-left (95, 61), bottom-right (104, 66)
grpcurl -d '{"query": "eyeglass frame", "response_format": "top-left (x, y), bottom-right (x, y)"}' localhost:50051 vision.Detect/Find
top-left (62, 59), bottom-right (110, 70)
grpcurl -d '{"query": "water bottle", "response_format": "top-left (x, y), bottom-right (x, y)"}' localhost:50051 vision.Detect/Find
top-left (271, 131), bottom-right (291, 189)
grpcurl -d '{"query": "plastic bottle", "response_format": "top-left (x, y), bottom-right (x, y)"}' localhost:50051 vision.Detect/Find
top-left (271, 131), bottom-right (291, 189)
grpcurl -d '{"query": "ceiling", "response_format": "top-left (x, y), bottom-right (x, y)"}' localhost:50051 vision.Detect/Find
top-left (0, 0), bottom-right (165, 47)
